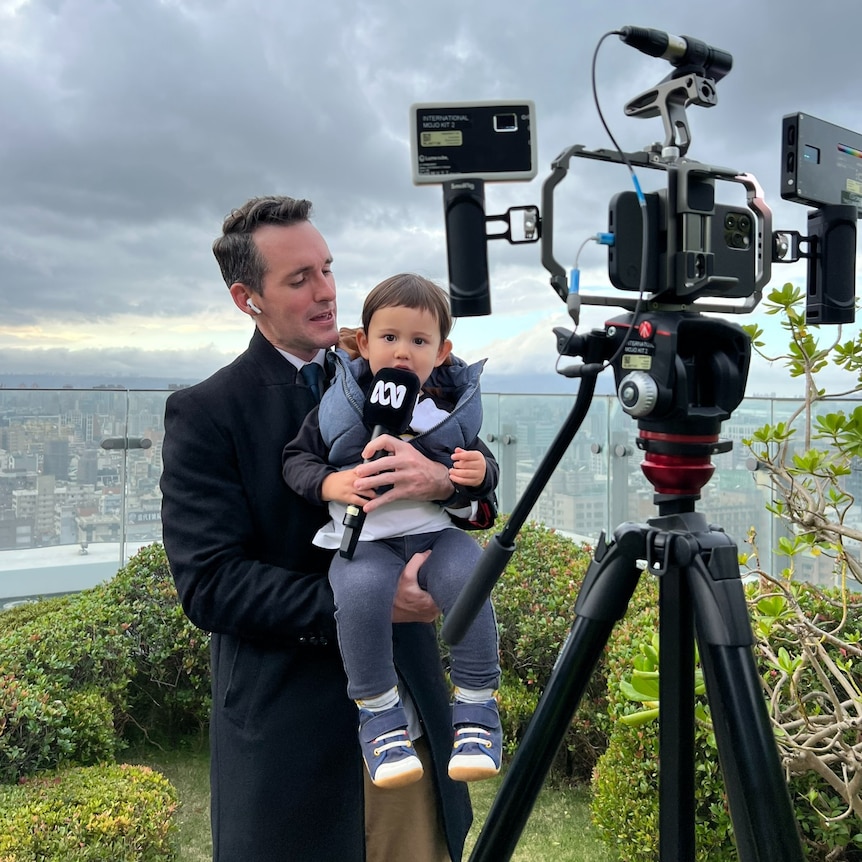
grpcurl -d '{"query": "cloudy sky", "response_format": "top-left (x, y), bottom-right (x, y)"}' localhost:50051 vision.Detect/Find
top-left (2, 0), bottom-right (860, 396)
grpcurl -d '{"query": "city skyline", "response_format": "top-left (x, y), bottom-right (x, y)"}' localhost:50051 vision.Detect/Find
top-left (2, 385), bottom-right (858, 603)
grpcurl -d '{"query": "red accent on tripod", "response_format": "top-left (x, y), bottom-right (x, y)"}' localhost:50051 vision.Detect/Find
top-left (639, 430), bottom-right (718, 496)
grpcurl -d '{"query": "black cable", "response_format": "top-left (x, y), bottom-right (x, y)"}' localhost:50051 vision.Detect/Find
top-left (591, 30), bottom-right (652, 370)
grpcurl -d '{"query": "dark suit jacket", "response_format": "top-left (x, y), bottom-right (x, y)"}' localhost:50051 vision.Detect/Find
top-left (160, 328), bottom-right (472, 861)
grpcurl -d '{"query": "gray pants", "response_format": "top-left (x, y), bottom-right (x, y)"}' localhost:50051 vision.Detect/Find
top-left (329, 530), bottom-right (500, 701)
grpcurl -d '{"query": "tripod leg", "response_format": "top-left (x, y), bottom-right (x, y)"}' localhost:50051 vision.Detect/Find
top-left (658, 560), bottom-right (696, 862)
top-left (468, 525), bottom-right (644, 862)
top-left (687, 535), bottom-right (804, 861)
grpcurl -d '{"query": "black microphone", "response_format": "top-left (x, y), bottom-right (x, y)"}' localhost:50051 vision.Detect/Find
top-left (619, 25), bottom-right (732, 82)
top-left (339, 367), bottom-right (422, 560)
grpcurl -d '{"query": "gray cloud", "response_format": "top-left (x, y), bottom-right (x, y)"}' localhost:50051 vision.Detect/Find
top-left (1, 0), bottom-right (860, 384)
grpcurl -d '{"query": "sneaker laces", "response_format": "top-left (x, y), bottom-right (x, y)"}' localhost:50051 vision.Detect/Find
top-left (454, 726), bottom-right (493, 749)
top-left (372, 729), bottom-right (412, 757)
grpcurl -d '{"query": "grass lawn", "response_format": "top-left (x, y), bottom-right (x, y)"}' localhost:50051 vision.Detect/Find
top-left (465, 777), bottom-right (617, 862)
top-left (129, 737), bottom-right (212, 862)
top-left (131, 736), bottom-right (617, 861)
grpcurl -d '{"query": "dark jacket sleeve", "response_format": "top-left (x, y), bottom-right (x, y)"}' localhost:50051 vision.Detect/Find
top-left (160, 377), bottom-right (337, 644)
top-left (281, 406), bottom-right (337, 506)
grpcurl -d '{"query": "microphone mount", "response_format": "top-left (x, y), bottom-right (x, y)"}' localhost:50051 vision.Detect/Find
top-left (618, 25), bottom-right (733, 156)
top-left (624, 73), bottom-right (717, 157)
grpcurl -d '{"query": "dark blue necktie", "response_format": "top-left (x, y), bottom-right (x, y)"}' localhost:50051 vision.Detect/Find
top-left (299, 363), bottom-right (325, 402)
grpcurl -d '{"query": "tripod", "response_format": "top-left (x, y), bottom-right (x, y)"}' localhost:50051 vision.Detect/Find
top-left (443, 312), bottom-right (804, 861)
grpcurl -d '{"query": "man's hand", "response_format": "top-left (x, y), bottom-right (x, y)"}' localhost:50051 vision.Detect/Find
top-left (392, 550), bottom-right (439, 624)
top-left (353, 435), bottom-right (452, 514)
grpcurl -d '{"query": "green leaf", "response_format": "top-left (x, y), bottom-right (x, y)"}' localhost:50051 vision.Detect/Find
top-left (619, 707), bottom-right (660, 727)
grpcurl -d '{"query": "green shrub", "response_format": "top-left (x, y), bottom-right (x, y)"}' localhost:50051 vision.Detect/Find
top-left (0, 589), bottom-right (134, 781)
top-left (0, 547), bottom-right (192, 859)
top-left (496, 672), bottom-right (539, 759)
top-left (0, 763), bottom-right (178, 862)
top-left (0, 587), bottom-right (135, 716)
top-left (0, 595), bottom-right (74, 633)
top-left (0, 675), bottom-right (115, 782)
top-left (0, 673), bottom-right (73, 783)
top-left (590, 575), bottom-right (862, 861)
top-left (64, 689), bottom-right (119, 767)
top-left (102, 544), bottom-right (211, 741)
top-left (0, 544), bottom-right (210, 781)
top-left (0, 652), bottom-right (122, 783)
top-left (590, 575), bottom-right (733, 861)
top-left (473, 520), bottom-right (604, 783)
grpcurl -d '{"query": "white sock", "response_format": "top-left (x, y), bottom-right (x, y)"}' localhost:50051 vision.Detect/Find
top-left (356, 686), bottom-right (400, 713)
top-left (453, 686), bottom-right (495, 704)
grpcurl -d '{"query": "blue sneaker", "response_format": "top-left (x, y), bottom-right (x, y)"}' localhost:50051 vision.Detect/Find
top-left (358, 704), bottom-right (424, 789)
top-left (448, 699), bottom-right (502, 782)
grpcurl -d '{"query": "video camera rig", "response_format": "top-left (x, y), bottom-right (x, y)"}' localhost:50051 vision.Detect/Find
top-left (410, 24), bottom-right (860, 329)
top-left (411, 28), bottom-right (856, 862)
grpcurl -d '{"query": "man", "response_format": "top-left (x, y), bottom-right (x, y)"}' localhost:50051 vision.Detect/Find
top-left (160, 196), bottom-right (482, 861)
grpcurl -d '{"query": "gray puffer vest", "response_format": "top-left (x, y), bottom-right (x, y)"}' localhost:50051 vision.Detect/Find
top-left (318, 350), bottom-right (486, 469)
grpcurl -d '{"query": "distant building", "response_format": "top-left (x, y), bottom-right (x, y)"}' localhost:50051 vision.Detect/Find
top-left (76, 450), bottom-right (99, 485)
top-left (43, 439), bottom-right (70, 481)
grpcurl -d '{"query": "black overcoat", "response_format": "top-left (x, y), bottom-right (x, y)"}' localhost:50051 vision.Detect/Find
top-left (160, 329), bottom-right (472, 861)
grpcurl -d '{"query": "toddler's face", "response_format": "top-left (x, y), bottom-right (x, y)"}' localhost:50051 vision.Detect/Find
top-left (358, 305), bottom-right (451, 384)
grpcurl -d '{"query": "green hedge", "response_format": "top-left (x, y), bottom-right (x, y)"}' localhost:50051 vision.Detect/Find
top-left (474, 521), bottom-right (606, 783)
top-left (0, 763), bottom-right (177, 861)
top-left (0, 674), bottom-right (115, 783)
top-left (589, 575), bottom-right (735, 860)
top-left (0, 590), bottom-right (129, 778)
top-left (590, 577), bottom-right (862, 861)
top-left (100, 543), bottom-right (211, 741)
top-left (0, 544), bottom-right (207, 861)
top-left (0, 544), bottom-right (211, 783)
top-left (0, 594), bottom-right (72, 632)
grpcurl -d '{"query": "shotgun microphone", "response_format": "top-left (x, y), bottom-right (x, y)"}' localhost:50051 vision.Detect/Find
top-left (339, 367), bottom-right (421, 559)
top-left (618, 25), bottom-right (733, 82)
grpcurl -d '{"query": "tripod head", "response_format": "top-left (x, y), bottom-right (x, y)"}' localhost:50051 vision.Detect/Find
top-left (557, 310), bottom-right (749, 505)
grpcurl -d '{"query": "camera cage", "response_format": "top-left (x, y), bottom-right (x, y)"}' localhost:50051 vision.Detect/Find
top-left (413, 41), bottom-right (858, 324)
top-left (540, 144), bottom-right (773, 315)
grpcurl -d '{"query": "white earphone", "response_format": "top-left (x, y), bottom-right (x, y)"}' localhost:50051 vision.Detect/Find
top-left (246, 298), bottom-right (263, 314)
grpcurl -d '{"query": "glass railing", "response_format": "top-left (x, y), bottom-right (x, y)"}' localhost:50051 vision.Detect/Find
top-left (1, 387), bottom-right (860, 604)
top-left (0, 388), bottom-right (171, 605)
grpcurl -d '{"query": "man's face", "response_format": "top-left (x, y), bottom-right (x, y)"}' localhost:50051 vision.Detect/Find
top-left (243, 221), bottom-right (339, 360)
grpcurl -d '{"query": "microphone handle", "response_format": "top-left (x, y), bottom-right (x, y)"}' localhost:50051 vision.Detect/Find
top-left (338, 426), bottom-right (393, 560)
top-left (339, 506), bottom-right (364, 559)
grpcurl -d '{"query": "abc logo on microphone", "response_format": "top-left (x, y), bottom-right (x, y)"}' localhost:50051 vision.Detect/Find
top-left (370, 379), bottom-right (410, 409)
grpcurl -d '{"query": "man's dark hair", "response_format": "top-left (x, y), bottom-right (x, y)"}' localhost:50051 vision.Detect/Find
top-left (213, 196), bottom-right (313, 293)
